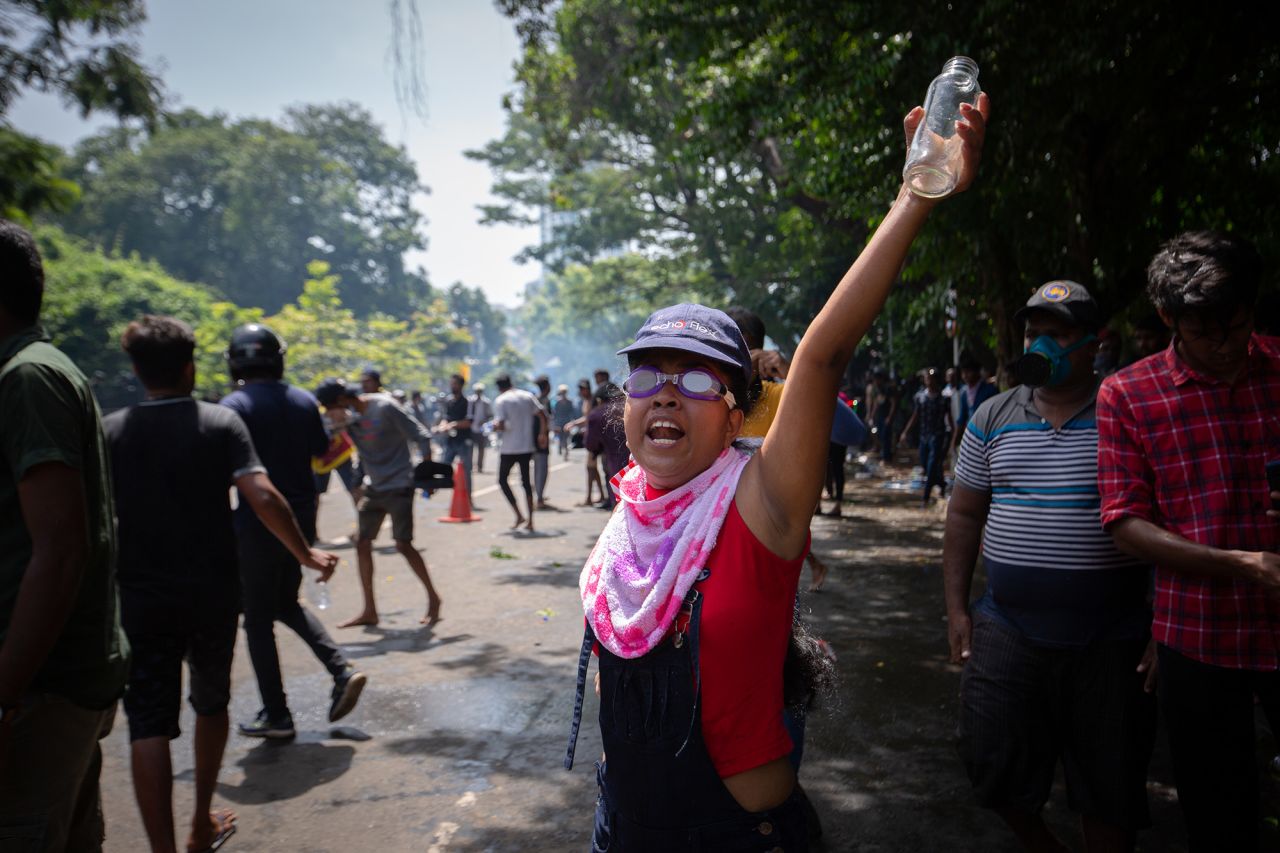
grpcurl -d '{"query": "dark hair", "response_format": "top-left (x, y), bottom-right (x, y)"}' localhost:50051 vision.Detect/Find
top-left (1146, 231), bottom-right (1262, 326)
top-left (314, 377), bottom-right (354, 408)
top-left (0, 219), bottom-right (44, 326)
top-left (121, 315), bottom-right (196, 389)
top-left (534, 374), bottom-right (550, 390)
top-left (784, 618), bottom-right (837, 711)
top-left (593, 369), bottom-right (610, 381)
top-left (495, 373), bottom-right (512, 391)
top-left (449, 373), bottom-right (465, 385)
top-left (625, 351), bottom-right (754, 419)
top-left (1134, 312), bottom-right (1165, 334)
top-left (724, 305), bottom-right (766, 350)
top-left (577, 378), bottom-right (591, 390)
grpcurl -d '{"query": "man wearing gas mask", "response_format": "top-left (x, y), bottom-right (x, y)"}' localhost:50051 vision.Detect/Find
top-left (943, 281), bottom-right (1157, 852)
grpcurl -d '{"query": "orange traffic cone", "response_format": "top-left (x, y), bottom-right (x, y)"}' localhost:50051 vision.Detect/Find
top-left (437, 460), bottom-right (480, 523)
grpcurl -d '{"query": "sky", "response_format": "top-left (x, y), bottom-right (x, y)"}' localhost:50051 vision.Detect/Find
top-left (8, 0), bottom-right (541, 308)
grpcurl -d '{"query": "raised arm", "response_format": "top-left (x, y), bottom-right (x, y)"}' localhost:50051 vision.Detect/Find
top-left (737, 95), bottom-right (990, 557)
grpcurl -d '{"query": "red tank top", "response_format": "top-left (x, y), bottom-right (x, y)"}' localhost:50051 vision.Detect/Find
top-left (661, 487), bottom-right (808, 777)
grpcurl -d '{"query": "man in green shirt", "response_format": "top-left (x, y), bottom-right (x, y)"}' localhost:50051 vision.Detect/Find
top-left (0, 219), bottom-right (129, 852)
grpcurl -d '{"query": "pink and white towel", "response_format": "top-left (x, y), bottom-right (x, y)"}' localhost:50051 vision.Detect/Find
top-left (580, 446), bottom-right (751, 658)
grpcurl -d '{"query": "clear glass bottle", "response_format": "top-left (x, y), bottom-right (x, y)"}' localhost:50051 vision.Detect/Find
top-left (904, 56), bottom-right (981, 198)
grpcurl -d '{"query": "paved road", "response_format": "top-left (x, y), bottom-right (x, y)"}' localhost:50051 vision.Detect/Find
top-left (97, 451), bottom-right (1279, 851)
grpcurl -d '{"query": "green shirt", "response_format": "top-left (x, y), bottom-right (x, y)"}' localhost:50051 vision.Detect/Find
top-left (0, 326), bottom-right (129, 709)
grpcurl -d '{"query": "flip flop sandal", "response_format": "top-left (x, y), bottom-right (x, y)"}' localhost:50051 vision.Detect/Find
top-left (190, 812), bottom-right (236, 853)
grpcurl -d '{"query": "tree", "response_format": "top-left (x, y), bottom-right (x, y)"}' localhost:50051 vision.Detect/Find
top-left (491, 341), bottom-right (533, 386)
top-left (56, 104), bottom-right (431, 316)
top-left (1, 0), bottom-right (161, 218)
top-left (0, 0), bottom-right (160, 122)
top-left (486, 0), bottom-right (1280, 371)
top-left (35, 224), bottom-right (227, 409)
top-left (444, 282), bottom-right (506, 358)
top-left (36, 226), bottom-right (475, 407)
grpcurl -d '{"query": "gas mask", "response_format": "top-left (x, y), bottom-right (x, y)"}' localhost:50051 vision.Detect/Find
top-left (1012, 334), bottom-right (1096, 388)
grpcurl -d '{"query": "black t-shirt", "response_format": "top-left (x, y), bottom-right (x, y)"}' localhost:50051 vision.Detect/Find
top-left (221, 381), bottom-right (328, 520)
top-left (443, 392), bottom-right (471, 440)
top-left (103, 398), bottom-right (263, 632)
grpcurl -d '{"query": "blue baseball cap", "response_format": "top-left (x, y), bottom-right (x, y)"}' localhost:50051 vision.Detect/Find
top-left (617, 303), bottom-right (753, 386)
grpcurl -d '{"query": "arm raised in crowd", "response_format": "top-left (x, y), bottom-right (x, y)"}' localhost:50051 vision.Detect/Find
top-left (235, 471), bottom-right (340, 580)
top-left (737, 94), bottom-right (990, 559)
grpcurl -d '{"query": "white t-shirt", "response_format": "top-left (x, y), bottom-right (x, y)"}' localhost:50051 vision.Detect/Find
top-left (493, 388), bottom-right (541, 455)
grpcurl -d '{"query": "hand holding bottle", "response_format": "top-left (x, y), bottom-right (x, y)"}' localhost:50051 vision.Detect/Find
top-left (903, 92), bottom-right (989, 200)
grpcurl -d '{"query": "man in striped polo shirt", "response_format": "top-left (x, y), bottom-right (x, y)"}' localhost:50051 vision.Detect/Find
top-left (944, 281), bottom-right (1156, 852)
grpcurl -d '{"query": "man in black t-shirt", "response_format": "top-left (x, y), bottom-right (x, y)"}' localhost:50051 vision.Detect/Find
top-left (433, 373), bottom-right (474, 507)
top-left (104, 316), bottom-right (339, 853)
top-left (221, 324), bottom-right (367, 740)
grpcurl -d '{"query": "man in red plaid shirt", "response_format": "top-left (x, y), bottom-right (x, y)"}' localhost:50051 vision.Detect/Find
top-left (1097, 231), bottom-right (1280, 852)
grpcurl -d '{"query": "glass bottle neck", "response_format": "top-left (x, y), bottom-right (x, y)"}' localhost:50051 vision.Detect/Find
top-left (941, 56), bottom-right (979, 81)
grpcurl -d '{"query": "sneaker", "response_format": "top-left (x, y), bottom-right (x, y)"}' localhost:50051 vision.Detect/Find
top-left (239, 710), bottom-right (295, 739)
top-left (329, 668), bottom-right (367, 723)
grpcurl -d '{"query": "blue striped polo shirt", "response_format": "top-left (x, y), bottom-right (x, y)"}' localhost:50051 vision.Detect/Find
top-left (955, 385), bottom-right (1149, 648)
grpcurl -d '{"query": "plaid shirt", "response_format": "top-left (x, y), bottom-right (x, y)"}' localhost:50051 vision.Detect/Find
top-left (1096, 334), bottom-right (1280, 670)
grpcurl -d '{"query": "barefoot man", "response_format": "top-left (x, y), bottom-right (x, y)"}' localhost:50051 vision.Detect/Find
top-left (315, 378), bottom-right (443, 628)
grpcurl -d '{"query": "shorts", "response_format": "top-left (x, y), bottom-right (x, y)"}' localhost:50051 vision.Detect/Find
top-left (123, 618), bottom-right (238, 741)
top-left (357, 487), bottom-right (415, 542)
top-left (957, 612), bottom-right (1156, 830)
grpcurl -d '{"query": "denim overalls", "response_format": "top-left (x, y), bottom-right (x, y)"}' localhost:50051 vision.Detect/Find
top-left (566, 583), bottom-right (808, 851)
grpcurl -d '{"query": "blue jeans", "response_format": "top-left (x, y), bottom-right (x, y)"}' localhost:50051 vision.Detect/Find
top-left (439, 436), bottom-right (473, 499)
top-left (919, 433), bottom-right (946, 500)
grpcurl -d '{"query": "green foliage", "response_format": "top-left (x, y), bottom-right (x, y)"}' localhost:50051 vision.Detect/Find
top-left (485, 0), bottom-right (1280, 374)
top-left (56, 104), bottom-right (430, 316)
top-left (491, 341), bottom-right (533, 386)
top-left (519, 253), bottom-right (709, 383)
top-left (35, 227), bottom-right (479, 408)
top-left (0, 0), bottom-right (161, 124)
top-left (444, 282), bottom-right (507, 358)
top-left (0, 126), bottom-right (80, 219)
top-left (35, 224), bottom-right (222, 409)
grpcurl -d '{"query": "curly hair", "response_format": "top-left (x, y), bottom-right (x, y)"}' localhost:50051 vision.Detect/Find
top-left (1146, 230), bottom-right (1262, 326)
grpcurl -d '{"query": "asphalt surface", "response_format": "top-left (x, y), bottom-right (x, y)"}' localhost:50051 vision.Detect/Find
top-left (96, 450), bottom-right (1279, 852)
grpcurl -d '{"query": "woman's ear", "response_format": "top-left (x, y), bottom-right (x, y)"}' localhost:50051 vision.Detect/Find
top-left (723, 407), bottom-right (745, 448)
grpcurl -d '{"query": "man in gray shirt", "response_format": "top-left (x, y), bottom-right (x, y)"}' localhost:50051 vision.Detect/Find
top-left (315, 379), bottom-right (442, 628)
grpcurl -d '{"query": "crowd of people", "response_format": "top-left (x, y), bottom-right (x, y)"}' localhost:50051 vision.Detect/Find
top-left (1, 84), bottom-right (1278, 853)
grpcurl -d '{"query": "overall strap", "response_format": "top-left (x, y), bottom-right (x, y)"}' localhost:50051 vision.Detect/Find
top-left (564, 620), bottom-right (597, 770)
top-left (675, 587), bottom-right (704, 757)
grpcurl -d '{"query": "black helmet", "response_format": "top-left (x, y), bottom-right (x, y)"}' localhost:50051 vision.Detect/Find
top-left (227, 323), bottom-right (286, 378)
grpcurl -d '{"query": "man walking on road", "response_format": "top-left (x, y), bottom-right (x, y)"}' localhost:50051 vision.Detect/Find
top-left (1097, 232), bottom-right (1280, 852)
top-left (492, 373), bottom-right (548, 531)
top-left (314, 378), bottom-right (444, 628)
top-left (0, 219), bottom-right (130, 852)
top-left (945, 282), bottom-right (1156, 852)
top-left (221, 325), bottom-right (367, 739)
top-left (106, 315), bottom-right (340, 851)
top-left (533, 374), bottom-right (553, 509)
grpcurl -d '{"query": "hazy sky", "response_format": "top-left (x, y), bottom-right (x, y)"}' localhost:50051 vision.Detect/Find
top-left (9, 0), bottom-right (540, 308)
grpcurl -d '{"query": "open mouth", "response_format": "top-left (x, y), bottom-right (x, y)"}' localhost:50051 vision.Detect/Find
top-left (646, 418), bottom-right (686, 447)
